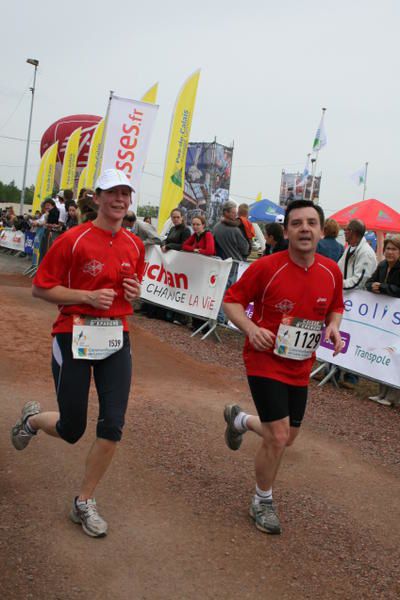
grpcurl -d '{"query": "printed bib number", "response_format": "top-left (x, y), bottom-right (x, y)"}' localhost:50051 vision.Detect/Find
top-left (72, 316), bottom-right (123, 360)
top-left (274, 316), bottom-right (323, 361)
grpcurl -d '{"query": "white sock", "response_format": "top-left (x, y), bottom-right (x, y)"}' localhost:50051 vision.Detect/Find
top-left (254, 485), bottom-right (273, 504)
top-left (233, 411), bottom-right (249, 433)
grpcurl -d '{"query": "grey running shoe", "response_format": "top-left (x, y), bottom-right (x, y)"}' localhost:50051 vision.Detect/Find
top-left (70, 498), bottom-right (108, 538)
top-left (11, 401), bottom-right (41, 450)
top-left (223, 404), bottom-right (244, 451)
top-left (249, 498), bottom-right (282, 535)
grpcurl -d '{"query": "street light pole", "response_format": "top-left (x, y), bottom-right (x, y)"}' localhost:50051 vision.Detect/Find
top-left (19, 58), bottom-right (39, 216)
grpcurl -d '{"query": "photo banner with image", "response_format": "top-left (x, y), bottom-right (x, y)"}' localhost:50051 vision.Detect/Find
top-left (279, 171), bottom-right (321, 207)
top-left (100, 96), bottom-right (159, 212)
top-left (141, 246), bottom-right (232, 320)
top-left (179, 141), bottom-right (233, 229)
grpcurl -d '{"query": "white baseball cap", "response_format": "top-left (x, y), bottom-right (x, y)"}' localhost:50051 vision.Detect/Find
top-left (95, 169), bottom-right (135, 192)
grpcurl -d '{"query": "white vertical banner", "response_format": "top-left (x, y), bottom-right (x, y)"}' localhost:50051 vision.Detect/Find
top-left (101, 95), bottom-right (159, 211)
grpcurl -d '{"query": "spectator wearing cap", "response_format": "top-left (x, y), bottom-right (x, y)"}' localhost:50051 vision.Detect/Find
top-left (263, 222), bottom-right (288, 255)
top-left (55, 190), bottom-right (67, 226)
top-left (317, 219), bottom-right (344, 262)
top-left (338, 219), bottom-right (377, 290)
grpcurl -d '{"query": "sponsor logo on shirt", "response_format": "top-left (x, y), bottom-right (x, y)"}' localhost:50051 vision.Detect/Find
top-left (82, 259), bottom-right (104, 277)
top-left (275, 299), bottom-right (295, 313)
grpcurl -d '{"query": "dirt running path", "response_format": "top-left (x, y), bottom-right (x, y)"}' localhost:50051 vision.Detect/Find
top-left (0, 273), bottom-right (399, 599)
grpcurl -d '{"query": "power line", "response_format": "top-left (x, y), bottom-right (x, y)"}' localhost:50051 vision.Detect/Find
top-left (0, 77), bottom-right (31, 132)
top-left (0, 134), bottom-right (40, 142)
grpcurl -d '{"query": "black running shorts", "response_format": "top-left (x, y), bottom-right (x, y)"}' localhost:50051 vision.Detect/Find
top-left (247, 376), bottom-right (308, 427)
top-left (52, 332), bottom-right (132, 443)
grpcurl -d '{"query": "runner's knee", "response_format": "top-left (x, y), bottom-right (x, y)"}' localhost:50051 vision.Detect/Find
top-left (262, 426), bottom-right (290, 450)
top-left (56, 421), bottom-right (86, 444)
top-left (96, 420), bottom-right (124, 442)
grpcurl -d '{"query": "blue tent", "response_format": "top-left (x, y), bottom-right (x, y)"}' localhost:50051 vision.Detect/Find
top-left (248, 199), bottom-right (285, 223)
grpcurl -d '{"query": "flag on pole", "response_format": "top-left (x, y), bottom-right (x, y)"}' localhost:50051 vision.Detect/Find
top-left (300, 155), bottom-right (310, 183)
top-left (141, 83), bottom-right (159, 104)
top-left (350, 165), bottom-right (367, 186)
top-left (255, 192), bottom-right (262, 202)
top-left (77, 166), bottom-right (87, 200)
top-left (100, 95), bottom-right (159, 211)
top-left (40, 141), bottom-right (58, 200)
top-left (60, 127), bottom-right (81, 190)
top-left (85, 119), bottom-right (105, 188)
top-left (158, 70), bottom-right (201, 232)
top-left (312, 111), bottom-right (327, 152)
top-left (32, 147), bottom-right (50, 213)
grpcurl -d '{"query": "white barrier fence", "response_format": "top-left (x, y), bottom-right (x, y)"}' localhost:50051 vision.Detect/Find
top-left (316, 290), bottom-right (400, 388)
top-left (0, 228), bottom-right (25, 252)
top-left (2, 233), bottom-right (399, 387)
top-left (141, 246), bottom-right (232, 321)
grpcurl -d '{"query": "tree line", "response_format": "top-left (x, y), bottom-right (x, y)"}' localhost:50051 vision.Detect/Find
top-left (0, 180), bottom-right (34, 204)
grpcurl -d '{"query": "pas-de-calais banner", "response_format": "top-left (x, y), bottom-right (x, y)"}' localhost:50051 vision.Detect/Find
top-left (158, 70), bottom-right (201, 232)
top-left (101, 95), bottom-right (159, 212)
top-left (141, 245), bottom-right (232, 320)
top-left (0, 229), bottom-right (25, 252)
top-left (59, 127), bottom-right (81, 191)
top-left (317, 290), bottom-right (400, 388)
top-left (40, 141), bottom-right (58, 203)
top-left (85, 119), bottom-right (105, 189)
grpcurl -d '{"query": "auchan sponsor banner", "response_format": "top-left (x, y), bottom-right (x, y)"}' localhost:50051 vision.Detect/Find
top-left (316, 290), bottom-right (400, 388)
top-left (101, 95), bottom-right (159, 211)
top-left (0, 229), bottom-right (25, 251)
top-left (141, 246), bottom-right (231, 320)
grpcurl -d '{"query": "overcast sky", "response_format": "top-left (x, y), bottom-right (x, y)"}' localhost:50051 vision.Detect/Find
top-left (1, 0), bottom-right (399, 215)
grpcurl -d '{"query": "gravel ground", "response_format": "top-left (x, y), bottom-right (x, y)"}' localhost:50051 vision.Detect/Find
top-left (134, 307), bottom-right (400, 474)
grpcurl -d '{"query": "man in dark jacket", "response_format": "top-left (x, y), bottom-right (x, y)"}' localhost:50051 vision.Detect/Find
top-left (213, 201), bottom-right (249, 323)
top-left (263, 222), bottom-right (288, 255)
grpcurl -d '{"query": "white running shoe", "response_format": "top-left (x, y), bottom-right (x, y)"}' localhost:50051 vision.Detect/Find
top-left (70, 497), bottom-right (108, 538)
top-left (11, 401), bottom-right (41, 450)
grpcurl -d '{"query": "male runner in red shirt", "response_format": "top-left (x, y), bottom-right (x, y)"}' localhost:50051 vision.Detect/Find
top-left (223, 200), bottom-right (344, 534)
top-left (11, 169), bottom-right (144, 538)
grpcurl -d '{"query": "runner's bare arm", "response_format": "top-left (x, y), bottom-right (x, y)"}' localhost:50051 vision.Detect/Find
top-left (32, 285), bottom-right (117, 310)
top-left (223, 302), bottom-right (276, 351)
top-left (324, 312), bottom-right (343, 356)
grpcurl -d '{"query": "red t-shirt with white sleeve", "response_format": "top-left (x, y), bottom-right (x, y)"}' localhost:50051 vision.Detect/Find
top-left (224, 250), bottom-right (344, 386)
top-left (33, 222), bottom-right (145, 335)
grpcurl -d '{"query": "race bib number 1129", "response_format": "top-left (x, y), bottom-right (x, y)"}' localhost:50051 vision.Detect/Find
top-left (274, 316), bottom-right (323, 361)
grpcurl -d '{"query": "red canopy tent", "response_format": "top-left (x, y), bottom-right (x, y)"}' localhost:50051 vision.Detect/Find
top-left (329, 199), bottom-right (400, 232)
top-left (329, 199), bottom-right (400, 259)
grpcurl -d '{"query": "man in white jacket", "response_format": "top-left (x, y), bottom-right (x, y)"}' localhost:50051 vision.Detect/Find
top-left (337, 219), bottom-right (377, 386)
top-left (338, 219), bottom-right (377, 290)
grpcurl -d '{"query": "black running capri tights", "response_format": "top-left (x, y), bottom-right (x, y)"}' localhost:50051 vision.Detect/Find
top-left (51, 332), bottom-right (132, 443)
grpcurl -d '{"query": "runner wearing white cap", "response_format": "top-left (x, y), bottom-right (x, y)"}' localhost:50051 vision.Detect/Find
top-left (11, 169), bottom-right (144, 538)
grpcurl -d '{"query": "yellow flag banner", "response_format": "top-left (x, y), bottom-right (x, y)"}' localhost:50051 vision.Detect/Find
top-left (158, 70), bottom-right (200, 232)
top-left (32, 147), bottom-right (51, 213)
top-left (255, 192), bottom-right (262, 202)
top-left (40, 141), bottom-right (58, 201)
top-left (85, 119), bottom-right (104, 188)
top-left (60, 127), bottom-right (81, 190)
top-left (141, 83), bottom-right (159, 104)
top-left (76, 166), bottom-right (88, 200)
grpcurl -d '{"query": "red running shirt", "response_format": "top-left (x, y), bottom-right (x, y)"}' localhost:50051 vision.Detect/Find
top-left (33, 222), bottom-right (145, 334)
top-left (224, 251), bottom-right (344, 386)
